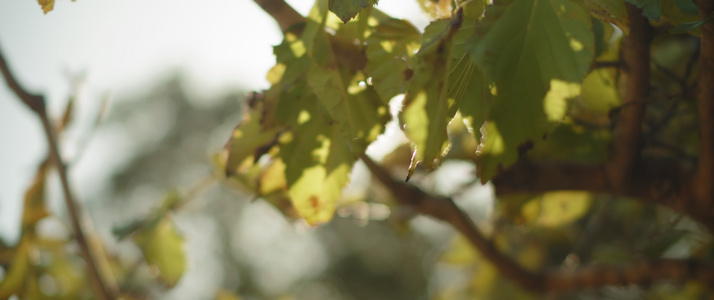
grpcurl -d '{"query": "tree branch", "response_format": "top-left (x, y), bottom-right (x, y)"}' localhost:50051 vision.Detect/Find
top-left (606, 4), bottom-right (653, 191)
top-left (360, 154), bottom-right (545, 292)
top-left (253, 0), bottom-right (305, 33)
top-left (491, 159), bottom-right (714, 231)
top-left (0, 45), bottom-right (114, 300)
top-left (362, 154), bottom-right (714, 292)
top-left (694, 0), bottom-right (714, 211)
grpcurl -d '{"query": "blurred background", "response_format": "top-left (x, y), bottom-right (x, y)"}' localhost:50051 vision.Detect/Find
top-left (0, 1), bottom-right (488, 299)
top-left (4, 1), bottom-right (707, 299)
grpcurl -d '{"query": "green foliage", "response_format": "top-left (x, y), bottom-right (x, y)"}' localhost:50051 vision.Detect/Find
top-left (469, 0), bottom-right (594, 180)
top-left (626, 0), bottom-right (663, 20)
top-left (328, 0), bottom-right (379, 22)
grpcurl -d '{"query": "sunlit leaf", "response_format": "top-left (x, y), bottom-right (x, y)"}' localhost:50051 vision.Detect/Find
top-left (328, 0), bottom-right (379, 23)
top-left (420, 0), bottom-right (456, 19)
top-left (306, 51), bottom-right (389, 154)
top-left (133, 217), bottom-right (186, 287)
top-left (365, 18), bottom-right (421, 102)
top-left (401, 13), bottom-right (463, 176)
top-left (580, 68), bottom-right (621, 112)
top-left (521, 191), bottom-right (592, 227)
top-left (469, 0), bottom-right (594, 181)
top-left (225, 102), bottom-right (282, 176)
top-left (279, 106), bottom-right (356, 225)
top-left (253, 0), bottom-right (389, 224)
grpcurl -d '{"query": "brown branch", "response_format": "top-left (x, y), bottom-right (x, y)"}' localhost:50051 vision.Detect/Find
top-left (253, 0), bottom-right (305, 33)
top-left (491, 159), bottom-right (714, 231)
top-left (363, 154), bottom-right (714, 292)
top-left (360, 153), bottom-right (545, 292)
top-left (545, 259), bottom-right (714, 290)
top-left (606, 4), bottom-right (653, 192)
top-left (694, 0), bottom-right (714, 211)
top-left (0, 45), bottom-right (114, 300)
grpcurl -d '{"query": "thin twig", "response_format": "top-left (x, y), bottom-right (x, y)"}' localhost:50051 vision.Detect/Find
top-left (0, 45), bottom-right (114, 300)
top-left (360, 153), bottom-right (545, 292)
top-left (362, 154), bottom-right (714, 291)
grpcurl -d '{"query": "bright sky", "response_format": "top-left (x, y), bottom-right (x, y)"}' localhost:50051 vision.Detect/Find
top-left (0, 0), bottom-right (427, 244)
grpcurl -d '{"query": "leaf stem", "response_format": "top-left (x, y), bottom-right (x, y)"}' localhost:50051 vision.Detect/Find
top-left (0, 44), bottom-right (114, 300)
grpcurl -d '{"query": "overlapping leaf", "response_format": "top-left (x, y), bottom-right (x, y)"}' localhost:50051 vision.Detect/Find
top-left (469, 0), bottom-right (594, 181)
top-left (365, 18), bottom-right (421, 102)
top-left (225, 0), bottom-right (390, 224)
top-left (400, 12), bottom-right (464, 177)
top-left (449, 1), bottom-right (491, 141)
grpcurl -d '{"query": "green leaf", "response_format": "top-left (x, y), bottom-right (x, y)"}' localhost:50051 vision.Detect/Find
top-left (328, 0), bottom-right (379, 23)
top-left (669, 15), bottom-right (714, 34)
top-left (365, 18), bottom-right (422, 102)
top-left (251, 0), bottom-right (389, 224)
top-left (449, 4), bottom-right (492, 140)
top-left (306, 33), bottom-right (389, 153)
top-left (469, 0), bottom-right (594, 181)
top-left (672, 0), bottom-right (697, 14)
top-left (133, 217), bottom-right (186, 287)
top-left (279, 104), bottom-right (357, 225)
top-left (625, 0), bottom-right (662, 21)
top-left (401, 13), bottom-right (464, 176)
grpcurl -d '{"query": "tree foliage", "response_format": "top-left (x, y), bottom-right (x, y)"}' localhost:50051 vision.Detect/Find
top-left (3, 0), bottom-right (714, 298)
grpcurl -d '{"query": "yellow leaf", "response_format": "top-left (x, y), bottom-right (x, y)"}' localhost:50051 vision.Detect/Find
top-left (215, 290), bottom-right (242, 300)
top-left (440, 235), bottom-right (478, 265)
top-left (522, 191), bottom-right (592, 227)
top-left (133, 218), bottom-right (186, 287)
top-left (22, 164), bottom-right (49, 231)
top-left (37, 0), bottom-right (54, 14)
top-left (0, 238), bottom-right (31, 298)
top-left (543, 79), bottom-right (581, 122)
